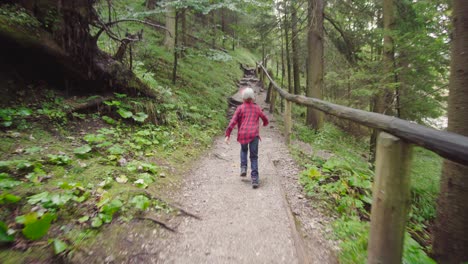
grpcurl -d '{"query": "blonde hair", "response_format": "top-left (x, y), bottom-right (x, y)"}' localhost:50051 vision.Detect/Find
top-left (242, 88), bottom-right (255, 101)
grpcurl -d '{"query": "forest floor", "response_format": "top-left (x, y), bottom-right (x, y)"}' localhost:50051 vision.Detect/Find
top-left (81, 74), bottom-right (339, 263)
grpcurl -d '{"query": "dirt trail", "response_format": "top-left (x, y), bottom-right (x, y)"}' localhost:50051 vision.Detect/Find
top-left (156, 73), bottom-right (338, 263)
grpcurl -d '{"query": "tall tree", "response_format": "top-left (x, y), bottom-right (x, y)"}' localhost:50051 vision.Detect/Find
top-left (282, 1), bottom-right (293, 94)
top-left (433, 1), bottom-right (468, 262)
top-left (370, 0), bottom-right (396, 162)
top-left (291, 2), bottom-right (301, 95)
top-left (164, 3), bottom-right (176, 50)
top-left (306, 0), bottom-right (324, 129)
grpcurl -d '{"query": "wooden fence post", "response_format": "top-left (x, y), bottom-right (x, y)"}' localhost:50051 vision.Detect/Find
top-left (367, 132), bottom-right (413, 264)
top-left (269, 86), bottom-right (277, 114)
top-left (284, 100), bottom-right (292, 145)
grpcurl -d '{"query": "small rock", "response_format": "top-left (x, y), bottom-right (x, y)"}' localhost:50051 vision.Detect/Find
top-left (104, 255), bottom-right (115, 263)
top-left (14, 148), bottom-right (24, 154)
top-left (118, 158), bottom-right (127, 166)
top-left (160, 173), bottom-right (166, 178)
top-left (297, 195), bottom-right (304, 199)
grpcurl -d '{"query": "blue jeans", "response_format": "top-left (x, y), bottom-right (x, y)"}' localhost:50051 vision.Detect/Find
top-left (240, 137), bottom-right (259, 183)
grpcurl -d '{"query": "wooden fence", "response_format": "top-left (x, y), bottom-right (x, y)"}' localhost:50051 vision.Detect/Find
top-left (257, 64), bottom-right (468, 264)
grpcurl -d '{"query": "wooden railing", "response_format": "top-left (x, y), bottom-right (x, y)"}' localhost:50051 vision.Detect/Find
top-left (258, 64), bottom-right (468, 264)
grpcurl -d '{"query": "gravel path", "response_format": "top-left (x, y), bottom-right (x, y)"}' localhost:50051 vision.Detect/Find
top-left (157, 75), bottom-right (338, 264)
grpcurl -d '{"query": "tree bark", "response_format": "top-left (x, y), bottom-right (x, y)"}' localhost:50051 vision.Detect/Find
top-left (283, 2), bottom-right (293, 94)
top-left (306, 0), bottom-right (324, 129)
top-left (164, 4), bottom-right (176, 50)
top-left (291, 3), bottom-right (301, 95)
top-left (180, 8), bottom-right (187, 56)
top-left (211, 11), bottom-right (216, 49)
top-left (172, 11), bottom-right (178, 84)
top-left (433, 1), bottom-right (468, 263)
top-left (371, 0), bottom-right (396, 162)
top-left (145, 0), bottom-right (157, 9)
top-left (221, 8), bottom-right (226, 49)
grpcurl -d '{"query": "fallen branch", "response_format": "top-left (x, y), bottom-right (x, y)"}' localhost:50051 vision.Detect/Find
top-left (65, 95), bottom-right (113, 115)
top-left (94, 18), bottom-right (170, 41)
top-left (137, 216), bottom-right (176, 232)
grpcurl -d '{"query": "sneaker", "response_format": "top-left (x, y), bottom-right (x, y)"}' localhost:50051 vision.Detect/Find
top-left (252, 182), bottom-right (259, 189)
top-left (240, 167), bottom-right (247, 177)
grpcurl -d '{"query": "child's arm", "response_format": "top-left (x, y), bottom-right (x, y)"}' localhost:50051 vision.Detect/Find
top-left (225, 107), bottom-right (241, 141)
top-left (259, 108), bottom-right (269, 127)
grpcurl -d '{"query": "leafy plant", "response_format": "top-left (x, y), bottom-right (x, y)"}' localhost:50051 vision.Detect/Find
top-left (0, 221), bottom-right (14, 244)
top-left (300, 157), bottom-right (372, 218)
top-left (83, 134), bottom-right (106, 144)
top-left (74, 145), bottom-right (92, 157)
top-left (47, 154), bottom-right (72, 165)
top-left (16, 212), bottom-right (56, 240)
top-left (0, 107), bottom-right (32, 128)
top-left (0, 192), bottom-right (21, 204)
top-left (130, 195), bottom-right (150, 211)
top-left (52, 238), bottom-right (68, 254)
top-left (0, 173), bottom-right (22, 189)
top-left (107, 145), bottom-right (125, 155)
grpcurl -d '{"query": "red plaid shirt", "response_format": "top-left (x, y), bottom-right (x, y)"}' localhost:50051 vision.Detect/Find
top-left (225, 102), bottom-right (269, 144)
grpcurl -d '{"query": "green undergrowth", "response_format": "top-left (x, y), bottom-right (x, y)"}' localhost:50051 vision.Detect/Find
top-left (289, 119), bottom-right (441, 263)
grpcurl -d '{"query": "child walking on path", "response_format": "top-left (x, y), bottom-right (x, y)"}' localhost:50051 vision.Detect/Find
top-left (225, 88), bottom-right (269, 188)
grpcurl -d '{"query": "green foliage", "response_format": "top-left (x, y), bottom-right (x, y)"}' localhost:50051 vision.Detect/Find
top-left (0, 4), bottom-right (41, 28)
top-left (104, 96), bottom-right (150, 123)
top-left (0, 173), bottom-right (22, 189)
top-left (0, 192), bottom-right (21, 204)
top-left (294, 123), bottom-right (438, 261)
top-left (83, 134), bottom-right (106, 144)
top-left (0, 107), bottom-right (32, 128)
top-left (47, 154), bottom-right (72, 165)
top-left (300, 157), bottom-right (372, 218)
top-left (52, 239), bottom-right (68, 255)
top-left (38, 100), bottom-right (69, 125)
top-left (130, 195), bottom-right (150, 211)
top-left (73, 145), bottom-right (92, 156)
top-left (18, 213), bottom-right (56, 241)
top-left (0, 221), bottom-right (14, 244)
top-left (332, 217), bottom-right (436, 264)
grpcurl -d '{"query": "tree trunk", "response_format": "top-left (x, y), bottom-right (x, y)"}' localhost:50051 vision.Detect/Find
top-left (164, 4), bottom-right (176, 50)
top-left (433, 1), bottom-right (468, 263)
top-left (180, 8), bottom-right (187, 57)
top-left (306, 0), bottom-right (324, 129)
top-left (283, 2), bottom-right (293, 94)
top-left (221, 8), bottom-right (226, 49)
top-left (145, 0), bottom-right (157, 9)
top-left (172, 11), bottom-right (178, 84)
top-left (291, 3), bottom-right (301, 95)
top-left (370, 0), bottom-right (396, 162)
top-left (211, 11), bottom-right (216, 49)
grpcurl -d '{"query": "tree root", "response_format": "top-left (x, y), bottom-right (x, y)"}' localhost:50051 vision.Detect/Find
top-left (137, 216), bottom-right (176, 233)
top-left (65, 95), bottom-right (114, 115)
